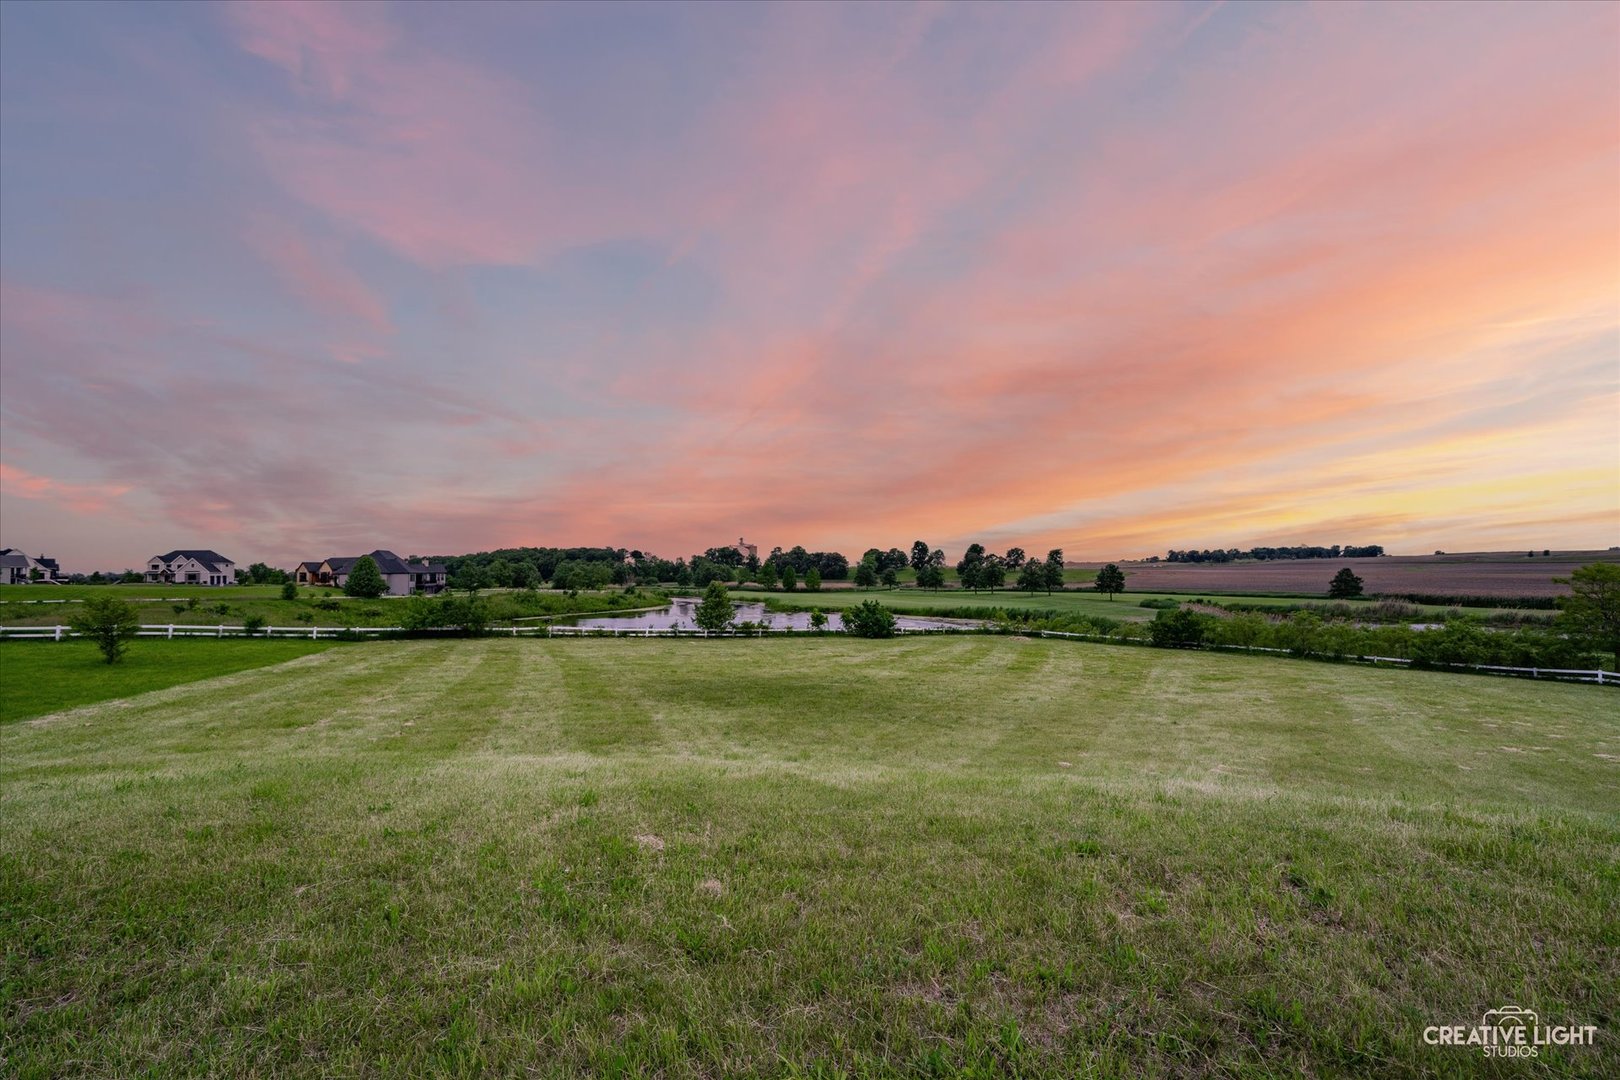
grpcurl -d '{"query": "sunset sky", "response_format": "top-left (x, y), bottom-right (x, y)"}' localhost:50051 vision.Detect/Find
top-left (2, 0), bottom-right (1616, 572)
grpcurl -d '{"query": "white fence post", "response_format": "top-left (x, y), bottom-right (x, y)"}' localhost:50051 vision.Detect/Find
top-left (168, 624), bottom-right (174, 639)
top-left (54, 624), bottom-right (62, 642)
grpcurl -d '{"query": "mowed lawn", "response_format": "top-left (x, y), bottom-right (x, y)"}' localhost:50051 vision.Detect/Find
top-left (2, 639), bottom-right (1616, 1078)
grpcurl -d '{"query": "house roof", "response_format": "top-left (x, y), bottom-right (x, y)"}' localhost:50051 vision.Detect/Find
top-left (0, 553), bottom-right (30, 569)
top-left (323, 550), bottom-right (416, 576)
top-left (294, 561), bottom-right (322, 573)
top-left (154, 550), bottom-right (234, 572)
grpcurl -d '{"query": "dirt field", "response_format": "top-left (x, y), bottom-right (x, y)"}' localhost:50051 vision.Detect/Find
top-left (1074, 550), bottom-right (1619, 598)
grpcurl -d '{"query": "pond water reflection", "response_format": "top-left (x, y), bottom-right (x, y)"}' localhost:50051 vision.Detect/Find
top-left (569, 599), bottom-right (975, 632)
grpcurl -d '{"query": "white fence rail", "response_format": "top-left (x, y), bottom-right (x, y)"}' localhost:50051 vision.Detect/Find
top-left (2, 624), bottom-right (1612, 684)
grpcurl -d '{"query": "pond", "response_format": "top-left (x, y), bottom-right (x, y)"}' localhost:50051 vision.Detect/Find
top-left (568, 599), bottom-right (977, 632)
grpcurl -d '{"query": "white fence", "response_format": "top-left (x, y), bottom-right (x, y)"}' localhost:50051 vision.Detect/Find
top-left (2, 624), bottom-right (1612, 685)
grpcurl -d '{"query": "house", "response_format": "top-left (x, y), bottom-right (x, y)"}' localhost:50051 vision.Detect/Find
top-left (296, 550), bottom-right (448, 595)
top-left (145, 550), bottom-right (236, 586)
top-left (732, 536), bottom-right (758, 563)
top-left (0, 548), bottom-right (62, 584)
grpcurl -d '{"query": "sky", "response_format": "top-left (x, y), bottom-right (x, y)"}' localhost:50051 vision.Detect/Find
top-left (1, 0), bottom-right (1617, 573)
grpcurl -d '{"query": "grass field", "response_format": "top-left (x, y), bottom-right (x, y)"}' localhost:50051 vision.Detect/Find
top-left (0, 584), bottom-right (344, 601)
top-left (2, 637), bottom-right (1615, 1077)
top-left (0, 640), bottom-right (338, 724)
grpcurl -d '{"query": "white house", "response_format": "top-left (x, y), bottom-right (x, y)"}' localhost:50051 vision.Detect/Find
top-left (145, 550), bottom-right (236, 586)
top-left (0, 548), bottom-right (62, 584)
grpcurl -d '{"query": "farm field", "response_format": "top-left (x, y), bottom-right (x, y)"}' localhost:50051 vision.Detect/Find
top-left (1076, 551), bottom-right (1619, 599)
top-left (732, 586), bottom-right (1517, 624)
top-left (2, 638), bottom-right (1615, 1077)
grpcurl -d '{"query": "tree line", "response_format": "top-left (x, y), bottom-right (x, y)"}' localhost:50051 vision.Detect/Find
top-left (1163, 544), bottom-right (1385, 563)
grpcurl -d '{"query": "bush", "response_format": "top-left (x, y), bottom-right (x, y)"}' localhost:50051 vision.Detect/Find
top-left (694, 582), bottom-right (733, 633)
top-left (1138, 598), bottom-right (1179, 610)
top-left (844, 600), bottom-right (897, 638)
top-left (242, 615), bottom-right (267, 636)
top-left (315, 598), bottom-right (342, 612)
top-left (69, 595), bottom-right (142, 664)
top-left (281, 582), bottom-right (298, 601)
top-left (1148, 608), bottom-right (1209, 648)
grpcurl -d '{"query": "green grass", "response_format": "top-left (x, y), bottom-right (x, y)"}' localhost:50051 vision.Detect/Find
top-left (2, 638), bottom-right (1616, 1077)
top-left (0, 583), bottom-right (342, 601)
top-left (0, 587), bottom-right (656, 630)
top-left (0, 639), bottom-right (338, 723)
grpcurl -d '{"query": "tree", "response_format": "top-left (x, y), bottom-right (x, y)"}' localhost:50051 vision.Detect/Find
top-left (917, 564), bottom-right (945, 591)
top-left (979, 561), bottom-right (1005, 592)
top-left (881, 567), bottom-right (898, 587)
top-left (344, 555), bottom-right (387, 599)
top-left (511, 562), bottom-right (539, 590)
top-left (805, 567), bottom-right (821, 592)
top-left (1094, 563), bottom-right (1126, 600)
top-left (782, 565), bottom-right (798, 592)
top-left (844, 599), bottom-right (897, 638)
top-left (955, 544), bottom-right (986, 587)
top-left (280, 581), bottom-right (298, 601)
top-left (693, 581), bottom-right (733, 633)
top-left (854, 560), bottom-right (878, 589)
top-left (759, 562), bottom-right (779, 590)
top-left (1556, 562), bottom-right (1620, 669)
top-left (1327, 567), bottom-right (1364, 599)
top-left (809, 608), bottom-right (828, 632)
top-left (1004, 547), bottom-right (1026, 570)
top-left (1043, 549), bottom-right (1064, 594)
top-left (1017, 560), bottom-right (1046, 594)
top-left (910, 540), bottom-right (931, 573)
top-left (70, 596), bottom-right (141, 664)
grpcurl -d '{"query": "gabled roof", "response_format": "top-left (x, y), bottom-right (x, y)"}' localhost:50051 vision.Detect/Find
top-left (322, 550), bottom-right (415, 576)
top-left (294, 562), bottom-right (322, 573)
top-left (0, 552), bottom-right (30, 569)
top-left (154, 549), bottom-right (234, 572)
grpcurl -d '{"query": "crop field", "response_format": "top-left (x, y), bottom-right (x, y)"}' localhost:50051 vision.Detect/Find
top-left (1078, 551), bottom-right (1618, 599)
top-left (733, 586), bottom-right (1513, 624)
top-left (3, 637), bottom-right (1615, 1077)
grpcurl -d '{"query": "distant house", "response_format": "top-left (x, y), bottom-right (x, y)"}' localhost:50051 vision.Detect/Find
top-left (146, 550), bottom-right (236, 586)
top-left (294, 550), bottom-right (447, 595)
top-left (732, 536), bottom-right (758, 563)
top-left (0, 548), bottom-right (62, 584)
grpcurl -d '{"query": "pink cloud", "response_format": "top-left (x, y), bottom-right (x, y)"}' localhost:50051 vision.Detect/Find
top-left (243, 215), bottom-right (392, 343)
top-left (0, 463), bottom-right (132, 515)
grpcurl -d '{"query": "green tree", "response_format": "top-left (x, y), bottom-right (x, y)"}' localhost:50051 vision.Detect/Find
top-left (917, 564), bottom-right (945, 591)
top-left (854, 560), bottom-right (878, 589)
top-left (809, 608), bottom-right (828, 632)
top-left (979, 560), bottom-right (1005, 592)
top-left (344, 555), bottom-right (387, 599)
top-left (760, 562), bottom-right (779, 590)
top-left (1017, 560), bottom-right (1046, 594)
top-left (805, 567), bottom-right (821, 592)
top-left (1004, 547), bottom-right (1026, 569)
top-left (844, 599), bottom-right (897, 638)
top-left (880, 567), bottom-right (898, 587)
top-left (1043, 549), bottom-right (1064, 593)
top-left (1094, 563), bottom-right (1126, 600)
top-left (694, 581), bottom-right (733, 633)
top-left (511, 562), bottom-right (539, 590)
top-left (280, 581), bottom-right (298, 601)
top-left (909, 540), bottom-right (931, 573)
top-left (782, 565), bottom-right (798, 592)
top-left (1556, 562), bottom-right (1620, 669)
top-left (70, 595), bottom-right (141, 664)
top-left (1327, 567), bottom-right (1364, 599)
top-left (958, 562), bottom-right (980, 592)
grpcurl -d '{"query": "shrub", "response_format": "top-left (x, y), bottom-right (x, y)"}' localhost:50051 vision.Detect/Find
top-left (315, 598), bottom-right (342, 612)
top-left (1138, 598), bottom-right (1179, 610)
top-left (242, 615), bottom-right (267, 636)
top-left (281, 582), bottom-right (298, 601)
top-left (172, 604), bottom-right (186, 615)
top-left (694, 582), bottom-right (733, 633)
top-left (1148, 608), bottom-right (1209, 648)
top-left (844, 600), bottom-right (897, 638)
top-left (69, 596), bottom-right (142, 664)
top-left (810, 608), bottom-right (828, 632)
